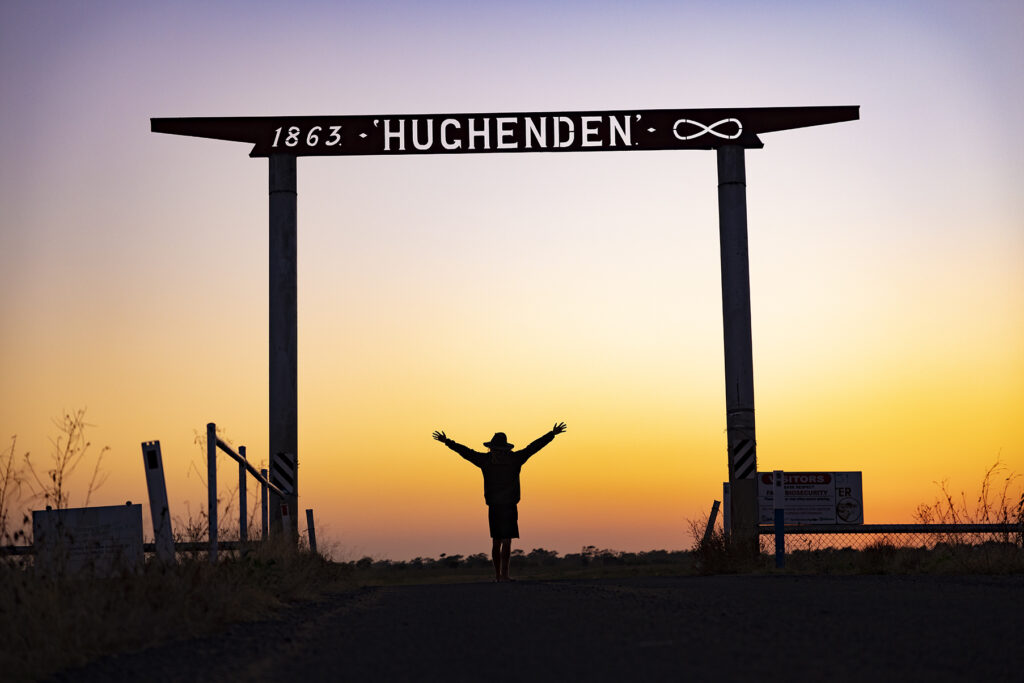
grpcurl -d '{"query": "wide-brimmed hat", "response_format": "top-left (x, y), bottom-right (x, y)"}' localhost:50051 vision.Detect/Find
top-left (483, 432), bottom-right (514, 450)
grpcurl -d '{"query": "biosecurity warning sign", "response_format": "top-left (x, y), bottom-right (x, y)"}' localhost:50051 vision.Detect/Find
top-left (757, 472), bottom-right (863, 524)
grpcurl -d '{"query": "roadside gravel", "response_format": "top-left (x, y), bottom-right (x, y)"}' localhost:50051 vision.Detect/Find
top-left (51, 574), bottom-right (1023, 682)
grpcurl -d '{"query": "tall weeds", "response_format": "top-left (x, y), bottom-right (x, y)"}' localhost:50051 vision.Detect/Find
top-left (0, 436), bottom-right (27, 543)
top-left (0, 543), bottom-right (349, 682)
top-left (914, 458), bottom-right (1023, 545)
top-left (24, 408), bottom-right (109, 511)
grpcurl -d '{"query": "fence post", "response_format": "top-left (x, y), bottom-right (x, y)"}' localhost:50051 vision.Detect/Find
top-left (306, 508), bottom-right (318, 555)
top-left (207, 422), bottom-right (217, 564)
top-left (260, 466), bottom-right (268, 540)
top-left (702, 500), bottom-right (721, 546)
top-left (238, 446), bottom-right (248, 543)
top-left (773, 470), bottom-right (785, 568)
top-left (261, 468), bottom-right (269, 541)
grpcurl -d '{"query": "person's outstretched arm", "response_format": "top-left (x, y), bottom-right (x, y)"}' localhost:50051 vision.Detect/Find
top-left (433, 430), bottom-right (486, 466)
top-left (517, 422), bottom-right (567, 463)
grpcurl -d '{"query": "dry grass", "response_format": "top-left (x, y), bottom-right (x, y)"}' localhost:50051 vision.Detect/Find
top-left (0, 539), bottom-right (352, 682)
top-left (915, 458), bottom-right (1023, 541)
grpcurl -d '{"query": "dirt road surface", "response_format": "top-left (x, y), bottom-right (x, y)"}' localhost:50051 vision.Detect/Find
top-left (53, 575), bottom-right (1022, 682)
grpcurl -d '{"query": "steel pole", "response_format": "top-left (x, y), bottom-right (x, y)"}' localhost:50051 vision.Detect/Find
top-left (206, 422), bottom-right (218, 564)
top-left (260, 467), bottom-right (269, 541)
top-left (269, 153), bottom-right (298, 540)
top-left (238, 445), bottom-right (247, 543)
top-left (717, 145), bottom-right (759, 554)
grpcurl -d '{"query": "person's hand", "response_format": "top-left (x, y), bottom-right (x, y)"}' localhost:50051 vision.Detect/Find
top-left (432, 430), bottom-right (447, 443)
top-left (552, 422), bottom-right (567, 435)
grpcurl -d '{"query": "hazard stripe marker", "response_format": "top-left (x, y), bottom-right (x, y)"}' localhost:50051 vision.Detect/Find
top-left (271, 452), bottom-right (296, 495)
top-left (732, 439), bottom-right (756, 479)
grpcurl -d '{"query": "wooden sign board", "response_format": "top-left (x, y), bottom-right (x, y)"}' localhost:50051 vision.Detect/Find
top-left (33, 504), bottom-right (144, 576)
top-left (152, 106), bottom-right (858, 157)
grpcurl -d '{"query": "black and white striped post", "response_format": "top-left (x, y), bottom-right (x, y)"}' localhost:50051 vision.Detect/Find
top-left (718, 145), bottom-right (759, 554)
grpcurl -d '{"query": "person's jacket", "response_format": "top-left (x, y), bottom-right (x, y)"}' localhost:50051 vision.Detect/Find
top-left (441, 431), bottom-right (555, 505)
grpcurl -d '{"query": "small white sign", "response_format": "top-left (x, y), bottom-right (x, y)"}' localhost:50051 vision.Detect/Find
top-left (756, 472), bottom-right (863, 524)
top-left (33, 504), bottom-right (144, 575)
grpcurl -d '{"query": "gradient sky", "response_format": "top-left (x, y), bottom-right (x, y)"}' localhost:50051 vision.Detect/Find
top-left (1, 1), bottom-right (1022, 560)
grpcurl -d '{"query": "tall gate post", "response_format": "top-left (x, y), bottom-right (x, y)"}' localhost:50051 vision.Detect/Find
top-left (269, 153), bottom-right (299, 539)
top-left (717, 144), bottom-right (759, 554)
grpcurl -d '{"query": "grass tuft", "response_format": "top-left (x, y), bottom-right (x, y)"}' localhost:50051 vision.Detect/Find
top-left (0, 542), bottom-right (352, 682)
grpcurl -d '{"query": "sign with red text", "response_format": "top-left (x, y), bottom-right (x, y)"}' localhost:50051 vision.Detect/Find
top-left (757, 471), bottom-right (863, 524)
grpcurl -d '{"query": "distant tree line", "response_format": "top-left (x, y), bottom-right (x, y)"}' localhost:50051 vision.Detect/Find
top-left (347, 546), bottom-right (691, 571)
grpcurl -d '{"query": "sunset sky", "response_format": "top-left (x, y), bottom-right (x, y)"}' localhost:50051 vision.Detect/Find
top-left (1, 1), bottom-right (1021, 560)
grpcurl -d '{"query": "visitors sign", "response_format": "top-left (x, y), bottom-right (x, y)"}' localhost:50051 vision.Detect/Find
top-left (756, 471), bottom-right (863, 524)
top-left (152, 106), bottom-right (858, 157)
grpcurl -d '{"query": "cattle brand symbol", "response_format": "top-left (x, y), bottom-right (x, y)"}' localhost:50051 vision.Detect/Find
top-left (673, 118), bottom-right (742, 141)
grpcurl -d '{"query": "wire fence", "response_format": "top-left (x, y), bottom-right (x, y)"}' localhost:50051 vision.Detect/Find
top-left (758, 523), bottom-right (1023, 553)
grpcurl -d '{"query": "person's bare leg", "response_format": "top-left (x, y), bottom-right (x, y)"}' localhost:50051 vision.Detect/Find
top-left (500, 538), bottom-right (512, 581)
top-left (491, 539), bottom-right (502, 581)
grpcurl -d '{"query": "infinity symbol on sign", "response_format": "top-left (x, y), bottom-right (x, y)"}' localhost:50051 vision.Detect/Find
top-left (672, 118), bottom-right (743, 141)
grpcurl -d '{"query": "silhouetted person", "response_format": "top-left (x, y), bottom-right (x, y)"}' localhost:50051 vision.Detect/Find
top-left (433, 422), bottom-right (567, 582)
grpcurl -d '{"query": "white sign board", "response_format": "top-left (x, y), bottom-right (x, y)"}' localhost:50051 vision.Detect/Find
top-left (33, 504), bottom-right (144, 575)
top-left (756, 472), bottom-right (863, 524)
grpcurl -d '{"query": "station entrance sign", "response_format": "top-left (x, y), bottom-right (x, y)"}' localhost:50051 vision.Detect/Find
top-left (151, 106), bottom-right (857, 157)
top-left (756, 471), bottom-right (864, 525)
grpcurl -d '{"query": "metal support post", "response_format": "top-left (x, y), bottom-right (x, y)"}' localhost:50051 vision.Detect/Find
top-left (773, 470), bottom-right (785, 568)
top-left (206, 422), bottom-right (218, 564)
top-left (261, 467), bottom-right (269, 541)
top-left (238, 445), bottom-right (247, 543)
top-left (269, 153), bottom-right (298, 540)
top-left (306, 508), bottom-right (318, 555)
top-left (717, 145), bottom-right (759, 555)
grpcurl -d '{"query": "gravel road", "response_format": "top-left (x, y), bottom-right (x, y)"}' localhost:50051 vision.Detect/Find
top-left (53, 574), bottom-right (1023, 682)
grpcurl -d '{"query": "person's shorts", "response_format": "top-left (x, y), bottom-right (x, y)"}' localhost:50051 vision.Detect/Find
top-left (487, 503), bottom-right (519, 539)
